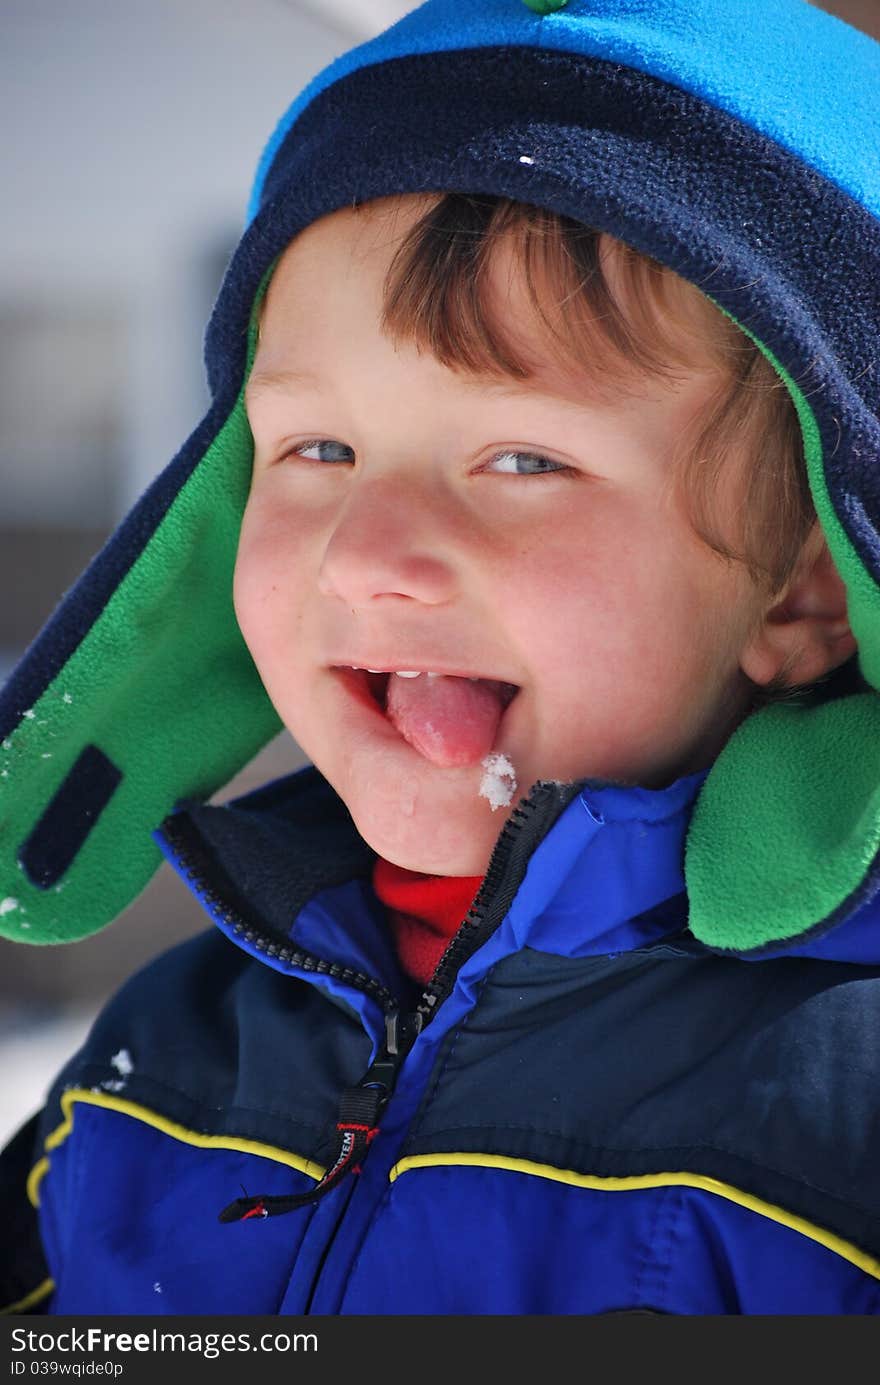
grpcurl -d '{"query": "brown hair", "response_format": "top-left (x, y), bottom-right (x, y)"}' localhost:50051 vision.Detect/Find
top-left (378, 192), bottom-right (814, 595)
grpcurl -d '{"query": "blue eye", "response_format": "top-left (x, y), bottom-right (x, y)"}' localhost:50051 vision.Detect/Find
top-left (487, 450), bottom-right (568, 476)
top-left (291, 439), bottom-right (354, 463)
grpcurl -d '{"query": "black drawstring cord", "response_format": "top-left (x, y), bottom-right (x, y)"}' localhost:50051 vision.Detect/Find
top-left (218, 1011), bottom-right (419, 1225)
top-left (218, 1086), bottom-right (384, 1223)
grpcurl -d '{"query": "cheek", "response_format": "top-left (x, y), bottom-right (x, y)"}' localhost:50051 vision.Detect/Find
top-left (503, 521), bottom-right (648, 671)
top-left (503, 510), bottom-right (740, 714)
top-left (232, 511), bottom-right (268, 650)
top-left (233, 498), bottom-right (303, 662)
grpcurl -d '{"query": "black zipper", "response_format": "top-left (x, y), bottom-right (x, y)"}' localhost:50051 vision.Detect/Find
top-left (162, 777), bottom-right (577, 1033)
top-left (159, 812), bottom-right (397, 1014)
top-left (163, 777), bottom-right (581, 1219)
top-left (414, 779), bottom-right (582, 1023)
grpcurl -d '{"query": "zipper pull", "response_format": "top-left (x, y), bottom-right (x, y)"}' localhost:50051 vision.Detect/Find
top-left (218, 1009), bottom-right (420, 1223)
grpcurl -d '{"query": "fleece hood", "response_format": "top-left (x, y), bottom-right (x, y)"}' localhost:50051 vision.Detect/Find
top-left (1, 0), bottom-right (879, 954)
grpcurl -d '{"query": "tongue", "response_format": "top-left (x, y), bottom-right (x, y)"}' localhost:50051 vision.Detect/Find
top-left (385, 674), bottom-right (507, 768)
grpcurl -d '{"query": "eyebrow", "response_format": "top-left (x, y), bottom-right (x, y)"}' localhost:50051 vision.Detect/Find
top-left (244, 361), bottom-right (635, 414)
top-left (245, 367), bottom-right (326, 399)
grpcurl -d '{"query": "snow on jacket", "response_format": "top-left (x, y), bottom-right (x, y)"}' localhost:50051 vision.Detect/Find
top-left (1, 0), bottom-right (880, 1314)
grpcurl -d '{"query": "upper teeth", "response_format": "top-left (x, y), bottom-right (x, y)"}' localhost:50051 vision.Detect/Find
top-left (352, 667), bottom-right (482, 680)
top-left (357, 667), bottom-right (437, 678)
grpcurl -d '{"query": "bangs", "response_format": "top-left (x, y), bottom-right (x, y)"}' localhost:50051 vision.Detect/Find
top-left (381, 192), bottom-right (746, 391)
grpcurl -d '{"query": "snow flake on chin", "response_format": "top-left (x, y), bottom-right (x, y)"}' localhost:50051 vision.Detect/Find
top-left (479, 753), bottom-right (518, 811)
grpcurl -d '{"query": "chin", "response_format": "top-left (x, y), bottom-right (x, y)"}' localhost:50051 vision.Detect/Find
top-left (348, 795), bottom-right (502, 877)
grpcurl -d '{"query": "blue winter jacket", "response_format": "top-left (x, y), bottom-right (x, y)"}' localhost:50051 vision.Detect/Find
top-left (2, 0), bottom-right (880, 1316)
top-left (9, 759), bottom-right (880, 1314)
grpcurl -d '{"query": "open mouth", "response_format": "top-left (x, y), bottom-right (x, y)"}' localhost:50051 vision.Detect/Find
top-left (330, 667), bottom-right (521, 769)
top-left (333, 667), bottom-right (520, 713)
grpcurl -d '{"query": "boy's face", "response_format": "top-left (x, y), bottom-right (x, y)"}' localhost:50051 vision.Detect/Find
top-left (235, 199), bottom-right (766, 875)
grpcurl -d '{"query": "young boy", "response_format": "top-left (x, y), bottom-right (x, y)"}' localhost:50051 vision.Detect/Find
top-left (2, 0), bottom-right (880, 1314)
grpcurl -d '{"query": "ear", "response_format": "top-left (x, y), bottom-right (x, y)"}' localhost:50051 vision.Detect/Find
top-left (739, 524), bottom-right (858, 689)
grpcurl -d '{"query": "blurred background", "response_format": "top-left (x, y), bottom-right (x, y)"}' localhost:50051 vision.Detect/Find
top-left (1, 0), bottom-right (878, 1145)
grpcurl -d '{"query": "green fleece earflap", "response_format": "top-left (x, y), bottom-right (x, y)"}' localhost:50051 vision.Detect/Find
top-left (686, 323), bottom-right (880, 949)
top-left (0, 282), bottom-right (280, 943)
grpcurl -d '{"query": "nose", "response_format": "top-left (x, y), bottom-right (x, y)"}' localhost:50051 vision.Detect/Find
top-left (316, 474), bottom-right (460, 608)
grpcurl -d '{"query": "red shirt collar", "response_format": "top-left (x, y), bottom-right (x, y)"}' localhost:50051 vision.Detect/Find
top-left (372, 857), bottom-right (484, 986)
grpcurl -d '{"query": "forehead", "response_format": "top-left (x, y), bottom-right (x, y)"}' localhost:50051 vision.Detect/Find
top-left (253, 195), bottom-right (720, 412)
top-left (261, 198), bottom-right (432, 315)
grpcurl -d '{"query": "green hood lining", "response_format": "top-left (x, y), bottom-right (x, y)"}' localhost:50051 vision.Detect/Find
top-left (2, 288), bottom-right (879, 949)
top-left (686, 316), bottom-right (880, 949)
